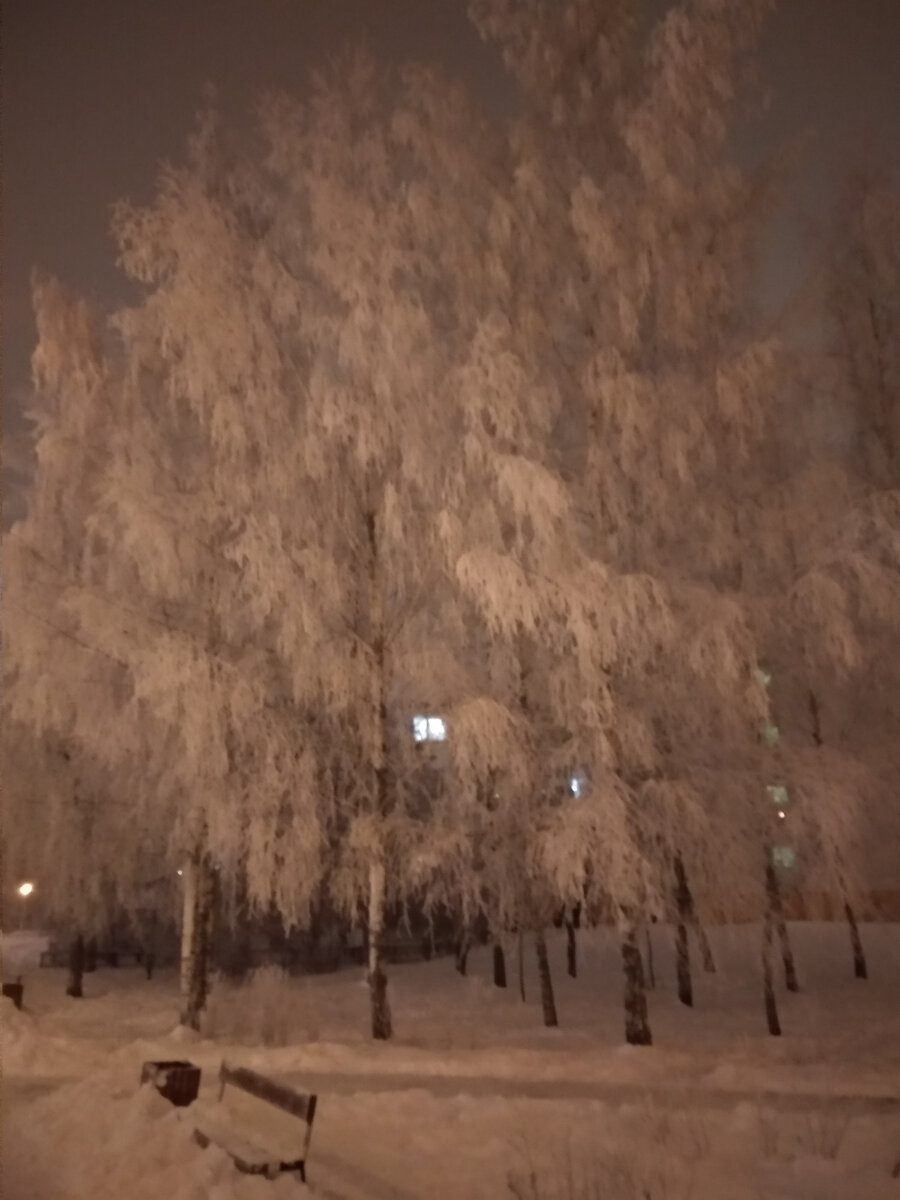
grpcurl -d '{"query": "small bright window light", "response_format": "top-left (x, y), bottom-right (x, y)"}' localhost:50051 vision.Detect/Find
top-left (177, 869), bottom-right (183, 877)
top-left (412, 715), bottom-right (446, 743)
top-left (569, 776), bottom-right (581, 797)
top-left (17, 882), bottom-right (34, 897)
top-left (777, 810), bottom-right (786, 820)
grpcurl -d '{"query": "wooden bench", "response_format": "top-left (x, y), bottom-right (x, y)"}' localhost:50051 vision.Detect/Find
top-left (193, 1062), bottom-right (317, 1182)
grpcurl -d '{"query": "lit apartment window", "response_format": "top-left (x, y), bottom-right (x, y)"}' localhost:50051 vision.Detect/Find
top-left (766, 783), bottom-right (789, 809)
top-left (772, 845), bottom-right (796, 869)
top-left (755, 666), bottom-right (773, 690)
top-left (412, 715), bottom-right (447, 743)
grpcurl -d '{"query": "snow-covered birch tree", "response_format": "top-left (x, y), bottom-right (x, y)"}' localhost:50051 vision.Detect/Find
top-left (458, 0), bottom-right (789, 1039)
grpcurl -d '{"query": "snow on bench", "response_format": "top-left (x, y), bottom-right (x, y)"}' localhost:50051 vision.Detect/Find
top-left (193, 1061), bottom-right (317, 1183)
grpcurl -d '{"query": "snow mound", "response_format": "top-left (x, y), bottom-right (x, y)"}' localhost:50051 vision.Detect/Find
top-left (5, 1073), bottom-right (312, 1198)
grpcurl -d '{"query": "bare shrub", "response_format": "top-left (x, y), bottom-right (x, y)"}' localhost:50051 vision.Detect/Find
top-left (507, 1144), bottom-right (694, 1200)
top-left (796, 1109), bottom-right (852, 1161)
top-left (202, 966), bottom-right (316, 1045)
top-left (756, 1108), bottom-right (780, 1159)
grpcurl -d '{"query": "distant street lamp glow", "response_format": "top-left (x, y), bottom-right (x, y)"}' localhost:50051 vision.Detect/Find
top-left (17, 882), bottom-right (34, 897)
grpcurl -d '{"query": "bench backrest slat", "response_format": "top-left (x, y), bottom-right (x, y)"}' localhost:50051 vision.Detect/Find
top-left (220, 1062), bottom-right (316, 1124)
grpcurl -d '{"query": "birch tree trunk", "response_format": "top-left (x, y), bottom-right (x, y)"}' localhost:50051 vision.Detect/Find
top-left (180, 849), bottom-right (215, 1030)
top-left (844, 902), bottom-right (868, 979)
top-left (762, 910), bottom-right (782, 1036)
top-left (534, 929), bottom-right (558, 1028)
top-left (367, 858), bottom-right (392, 1040)
top-left (621, 923), bottom-right (652, 1046)
top-left (765, 861), bottom-right (799, 992)
top-left (365, 505), bottom-right (393, 1041)
top-left (673, 856), bottom-right (694, 1007)
top-left (493, 941), bottom-right (507, 988)
top-left (66, 933), bottom-right (85, 998)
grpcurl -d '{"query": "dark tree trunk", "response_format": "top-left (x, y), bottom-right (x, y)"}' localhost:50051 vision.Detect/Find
top-left (493, 942), bottom-right (507, 988)
top-left (565, 916), bottom-right (577, 978)
top-left (455, 930), bottom-right (471, 976)
top-left (673, 854), bottom-right (716, 973)
top-left (644, 924), bottom-right (655, 990)
top-left (534, 930), bottom-right (558, 1027)
top-left (762, 913), bottom-right (782, 1036)
top-left (517, 929), bottom-right (526, 1002)
top-left (369, 963), bottom-right (392, 1040)
top-left (144, 952), bottom-right (156, 981)
top-left (66, 934), bottom-right (85, 998)
top-left (765, 861), bottom-right (799, 992)
top-left (675, 921), bottom-right (693, 1006)
top-left (84, 937), bottom-right (98, 973)
top-left (844, 902), bottom-right (868, 979)
top-left (621, 924), bottom-right (652, 1046)
top-left (696, 922), bottom-right (716, 973)
top-left (673, 856), bottom-right (694, 1007)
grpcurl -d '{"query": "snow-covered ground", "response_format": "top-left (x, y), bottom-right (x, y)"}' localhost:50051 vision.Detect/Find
top-left (4, 923), bottom-right (899, 1198)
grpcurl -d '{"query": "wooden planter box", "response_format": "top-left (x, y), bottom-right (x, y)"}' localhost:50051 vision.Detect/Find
top-left (141, 1060), bottom-right (201, 1107)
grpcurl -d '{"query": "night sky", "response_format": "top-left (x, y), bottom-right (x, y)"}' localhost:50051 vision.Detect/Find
top-left (4, 0), bottom-right (899, 437)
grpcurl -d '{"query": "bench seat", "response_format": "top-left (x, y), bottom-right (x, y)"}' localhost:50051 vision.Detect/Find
top-left (193, 1062), bottom-right (316, 1182)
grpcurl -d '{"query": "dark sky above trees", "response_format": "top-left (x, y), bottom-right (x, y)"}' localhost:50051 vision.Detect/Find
top-left (3, 0), bottom-right (899, 420)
